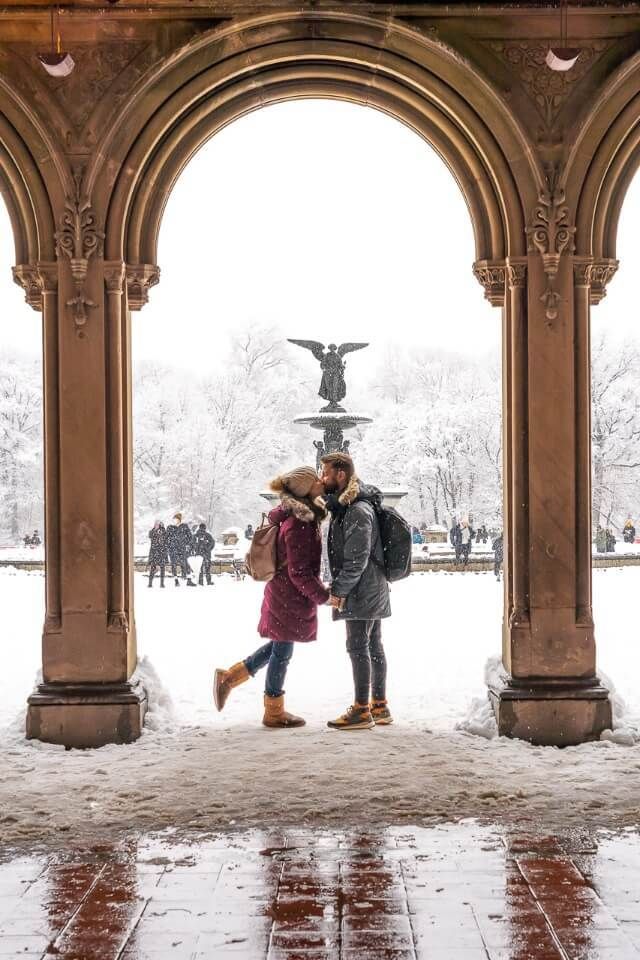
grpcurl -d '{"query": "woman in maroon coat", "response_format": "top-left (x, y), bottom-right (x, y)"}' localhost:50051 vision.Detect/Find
top-left (213, 466), bottom-right (329, 728)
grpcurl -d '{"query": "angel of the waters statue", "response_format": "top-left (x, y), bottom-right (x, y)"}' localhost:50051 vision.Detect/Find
top-left (287, 340), bottom-right (369, 412)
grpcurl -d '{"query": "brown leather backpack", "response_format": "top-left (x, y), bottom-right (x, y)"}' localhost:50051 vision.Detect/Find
top-left (245, 514), bottom-right (281, 581)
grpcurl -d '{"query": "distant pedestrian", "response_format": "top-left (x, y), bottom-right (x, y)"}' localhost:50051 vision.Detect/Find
top-left (450, 519), bottom-right (462, 562)
top-left (166, 512), bottom-right (196, 586)
top-left (412, 526), bottom-right (423, 545)
top-left (193, 522), bottom-right (215, 585)
top-left (623, 518), bottom-right (636, 544)
top-left (30, 529), bottom-right (41, 547)
top-left (460, 519), bottom-right (475, 566)
top-left (492, 532), bottom-right (503, 580)
top-left (22, 532), bottom-right (32, 548)
top-left (606, 528), bottom-right (616, 553)
top-left (245, 523), bottom-right (254, 541)
top-left (596, 525), bottom-right (607, 554)
top-left (148, 521), bottom-right (168, 587)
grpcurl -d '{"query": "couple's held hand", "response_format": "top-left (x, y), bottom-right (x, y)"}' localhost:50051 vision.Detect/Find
top-left (328, 594), bottom-right (345, 610)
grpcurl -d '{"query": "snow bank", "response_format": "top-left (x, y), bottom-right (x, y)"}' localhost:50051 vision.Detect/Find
top-left (136, 655), bottom-right (177, 735)
top-left (599, 669), bottom-right (640, 745)
top-left (455, 655), bottom-right (503, 739)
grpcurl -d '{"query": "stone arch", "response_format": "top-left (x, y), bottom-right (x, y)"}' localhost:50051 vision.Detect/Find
top-left (570, 50), bottom-right (640, 266)
top-left (90, 13), bottom-right (540, 273)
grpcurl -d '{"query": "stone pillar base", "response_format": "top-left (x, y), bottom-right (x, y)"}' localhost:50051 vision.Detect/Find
top-left (488, 676), bottom-right (611, 747)
top-left (26, 679), bottom-right (147, 749)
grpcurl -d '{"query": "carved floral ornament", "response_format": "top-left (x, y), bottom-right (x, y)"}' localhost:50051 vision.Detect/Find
top-left (55, 178), bottom-right (104, 338)
top-left (526, 170), bottom-right (575, 323)
top-left (487, 40), bottom-right (610, 131)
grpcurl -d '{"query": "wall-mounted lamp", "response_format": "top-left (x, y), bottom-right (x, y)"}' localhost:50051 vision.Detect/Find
top-left (38, 8), bottom-right (75, 77)
top-left (546, 2), bottom-right (580, 72)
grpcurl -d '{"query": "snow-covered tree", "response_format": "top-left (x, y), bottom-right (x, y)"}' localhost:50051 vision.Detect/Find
top-left (0, 353), bottom-right (43, 543)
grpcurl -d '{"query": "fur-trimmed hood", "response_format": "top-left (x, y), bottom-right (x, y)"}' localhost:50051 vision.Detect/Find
top-left (326, 476), bottom-right (383, 514)
top-left (270, 494), bottom-right (327, 525)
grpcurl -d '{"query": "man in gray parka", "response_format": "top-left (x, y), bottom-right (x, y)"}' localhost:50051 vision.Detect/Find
top-left (320, 452), bottom-right (392, 730)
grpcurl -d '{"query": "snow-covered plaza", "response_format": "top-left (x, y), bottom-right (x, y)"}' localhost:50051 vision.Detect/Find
top-left (2, 566), bottom-right (640, 852)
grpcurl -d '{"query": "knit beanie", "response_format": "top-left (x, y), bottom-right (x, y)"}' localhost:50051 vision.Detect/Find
top-left (269, 466), bottom-right (318, 499)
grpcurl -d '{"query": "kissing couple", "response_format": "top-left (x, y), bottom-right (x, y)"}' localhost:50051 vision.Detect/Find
top-left (213, 452), bottom-right (392, 731)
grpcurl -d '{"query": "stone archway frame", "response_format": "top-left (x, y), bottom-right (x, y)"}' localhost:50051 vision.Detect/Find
top-left (38, 10), bottom-right (611, 748)
top-left (90, 13), bottom-right (540, 268)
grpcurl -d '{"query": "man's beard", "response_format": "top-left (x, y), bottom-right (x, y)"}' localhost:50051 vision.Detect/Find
top-left (323, 480), bottom-right (338, 493)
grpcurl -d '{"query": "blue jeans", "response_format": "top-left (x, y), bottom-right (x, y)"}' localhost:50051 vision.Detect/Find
top-left (244, 641), bottom-right (294, 698)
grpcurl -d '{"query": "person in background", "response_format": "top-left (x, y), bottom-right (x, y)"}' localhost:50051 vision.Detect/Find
top-left (460, 518), bottom-right (475, 566)
top-left (596, 525), bottom-right (607, 554)
top-left (492, 531), bottom-right (503, 580)
top-left (450, 518), bottom-right (462, 562)
top-left (148, 521), bottom-right (168, 588)
top-left (22, 532), bottom-right (32, 548)
top-left (623, 518), bottom-right (636, 544)
top-left (606, 527), bottom-right (616, 553)
top-left (245, 523), bottom-right (254, 541)
top-left (193, 522), bottom-right (215, 585)
top-left (166, 512), bottom-right (196, 586)
top-left (412, 526), bottom-right (423, 545)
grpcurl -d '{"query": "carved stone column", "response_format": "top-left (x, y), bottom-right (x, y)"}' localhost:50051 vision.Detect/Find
top-left (488, 181), bottom-right (611, 746)
top-left (24, 192), bottom-right (146, 749)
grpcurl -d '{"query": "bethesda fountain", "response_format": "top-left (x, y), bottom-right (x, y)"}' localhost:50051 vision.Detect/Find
top-left (278, 338), bottom-right (408, 509)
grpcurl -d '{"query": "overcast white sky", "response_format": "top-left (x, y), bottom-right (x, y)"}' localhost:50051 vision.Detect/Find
top-left (0, 98), bottom-right (636, 365)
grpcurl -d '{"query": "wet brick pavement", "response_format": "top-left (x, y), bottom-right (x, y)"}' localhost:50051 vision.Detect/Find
top-left (1, 823), bottom-right (640, 958)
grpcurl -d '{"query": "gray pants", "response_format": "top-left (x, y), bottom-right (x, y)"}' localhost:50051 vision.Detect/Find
top-left (346, 619), bottom-right (387, 705)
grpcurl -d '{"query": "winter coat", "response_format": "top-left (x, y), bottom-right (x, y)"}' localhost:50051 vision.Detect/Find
top-left (193, 529), bottom-right (215, 561)
top-left (148, 525), bottom-right (168, 564)
top-left (450, 524), bottom-right (461, 547)
top-left (166, 522), bottom-right (193, 558)
top-left (258, 498), bottom-right (330, 644)
top-left (326, 477), bottom-right (391, 621)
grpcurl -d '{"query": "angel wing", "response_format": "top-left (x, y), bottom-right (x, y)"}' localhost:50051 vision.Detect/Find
top-left (337, 342), bottom-right (369, 358)
top-left (287, 339), bottom-right (326, 362)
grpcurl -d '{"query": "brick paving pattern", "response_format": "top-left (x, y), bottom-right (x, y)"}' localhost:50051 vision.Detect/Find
top-left (1, 823), bottom-right (640, 958)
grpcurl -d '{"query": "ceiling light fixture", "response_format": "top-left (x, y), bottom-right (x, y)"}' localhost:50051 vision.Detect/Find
top-left (546, 0), bottom-right (580, 72)
top-left (38, 7), bottom-right (75, 77)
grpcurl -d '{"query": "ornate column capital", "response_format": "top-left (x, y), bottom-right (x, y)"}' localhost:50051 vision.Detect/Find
top-left (126, 263), bottom-right (160, 310)
top-left (37, 261), bottom-right (59, 294)
top-left (572, 257), bottom-right (618, 303)
top-left (506, 258), bottom-right (527, 288)
top-left (13, 264), bottom-right (43, 311)
top-left (13, 261), bottom-right (58, 311)
top-left (104, 260), bottom-right (126, 295)
top-left (472, 259), bottom-right (506, 307)
top-left (589, 258), bottom-right (618, 304)
top-left (573, 257), bottom-right (593, 287)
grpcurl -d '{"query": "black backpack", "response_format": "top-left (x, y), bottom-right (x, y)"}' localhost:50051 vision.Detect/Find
top-left (372, 503), bottom-right (413, 582)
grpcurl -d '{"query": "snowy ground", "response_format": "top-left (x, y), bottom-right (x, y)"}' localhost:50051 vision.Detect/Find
top-left (1, 567), bottom-right (640, 851)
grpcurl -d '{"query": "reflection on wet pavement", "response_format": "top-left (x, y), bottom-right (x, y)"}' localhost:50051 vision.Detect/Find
top-left (1, 823), bottom-right (640, 958)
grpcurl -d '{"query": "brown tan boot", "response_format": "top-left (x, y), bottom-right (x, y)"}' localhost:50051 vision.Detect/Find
top-left (213, 661), bottom-right (250, 711)
top-left (262, 694), bottom-right (306, 728)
